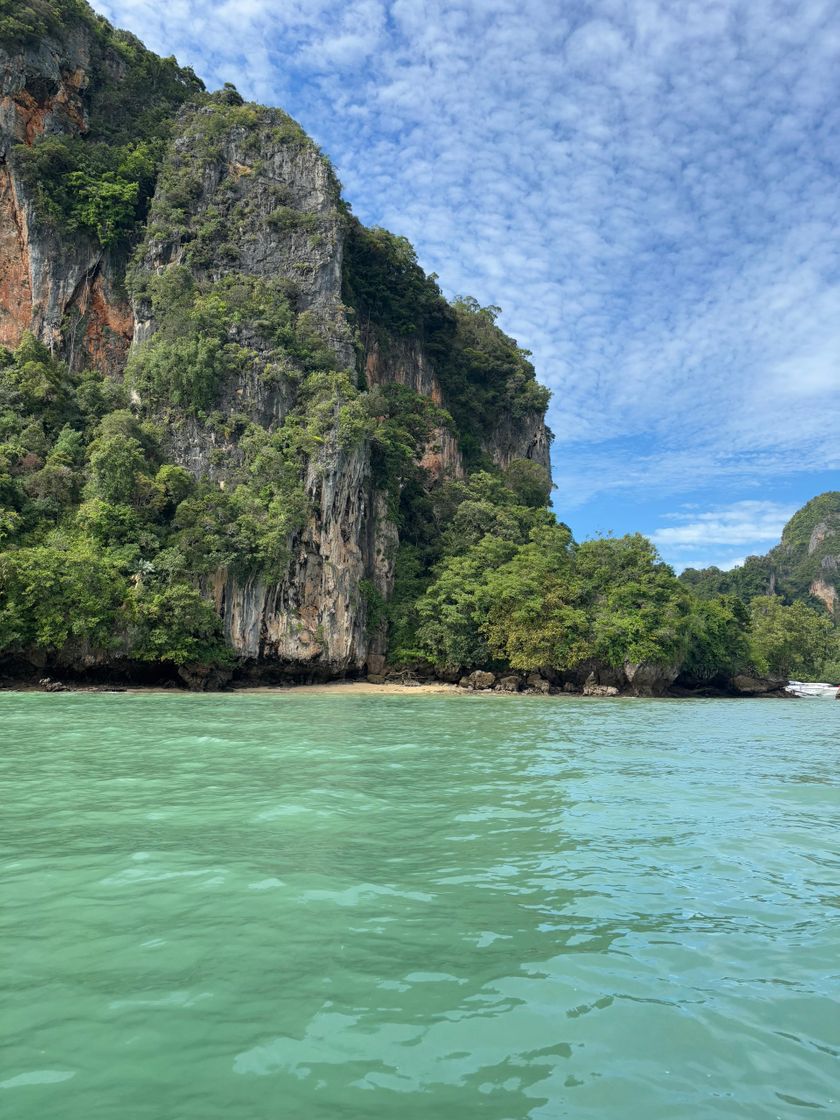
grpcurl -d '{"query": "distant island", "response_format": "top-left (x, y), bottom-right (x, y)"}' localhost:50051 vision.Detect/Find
top-left (0, 1), bottom-right (837, 694)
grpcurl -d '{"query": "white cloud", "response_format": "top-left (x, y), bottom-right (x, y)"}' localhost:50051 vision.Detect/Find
top-left (671, 555), bottom-right (747, 572)
top-left (648, 499), bottom-right (796, 570)
top-left (564, 19), bottom-right (628, 68)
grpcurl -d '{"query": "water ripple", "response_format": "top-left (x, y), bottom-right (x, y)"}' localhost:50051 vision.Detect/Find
top-left (1, 692), bottom-right (838, 1118)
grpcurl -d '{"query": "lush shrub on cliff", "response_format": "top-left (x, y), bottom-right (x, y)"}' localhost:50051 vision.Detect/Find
top-left (0, 0), bottom-right (93, 46)
top-left (15, 137), bottom-right (164, 248)
top-left (9, 1), bottom-right (203, 249)
top-left (343, 223), bottom-right (451, 341)
top-left (437, 299), bottom-right (551, 468)
top-left (0, 335), bottom-right (230, 667)
top-left (126, 269), bottom-right (340, 415)
top-left (344, 226), bottom-right (551, 469)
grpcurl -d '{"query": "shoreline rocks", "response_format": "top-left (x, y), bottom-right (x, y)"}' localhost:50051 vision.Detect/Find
top-left (1, 655), bottom-right (825, 699)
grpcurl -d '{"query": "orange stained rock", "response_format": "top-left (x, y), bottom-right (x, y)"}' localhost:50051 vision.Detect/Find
top-left (79, 272), bottom-right (133, 371)
top-left (0, 167), bottom-right (33, 349)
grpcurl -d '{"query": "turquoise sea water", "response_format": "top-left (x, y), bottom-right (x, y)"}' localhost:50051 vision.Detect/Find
top-left (2, 692), bottom-right (838, 1118)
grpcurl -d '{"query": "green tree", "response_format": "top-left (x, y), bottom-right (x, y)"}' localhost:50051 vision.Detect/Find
top-left (502, 458), bottom-right (552, 508)
top-left (682, 596), bottom-right (751, 682)
top-left (577, 535), bottom-right (693, 668)
top-left (748, 596), bottom-right (835, 678)
top-left (0, 544), bottom-right (127, 651)
top-left (86, 435), bottom-right (148, 505)
top-left (132, 583), bottom-right (228, 666)
top-left (415, 535), bottom-right (519, 670)
top-left (483, 524), bottom-right (589, 670)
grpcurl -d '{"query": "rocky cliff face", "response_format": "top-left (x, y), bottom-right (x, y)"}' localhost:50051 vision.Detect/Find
top-left (771, 493), bottom-right (840, 619)
top-left (363, 333), bottom-right (465, 481)
top-left (0, 18), bottom-right (135, 364)
top-left (681, 492), bottom-right (840, 622)
top-left (804, 513), bottom-right (840, 616)
top-left (485, 409), bottom-right (552, 474)
top-left (209, 443), bottom-right (375, 670)
top-left (127, 98), bottom-right (415, 673)
top-left (0, 4), bottom-right (553, 680)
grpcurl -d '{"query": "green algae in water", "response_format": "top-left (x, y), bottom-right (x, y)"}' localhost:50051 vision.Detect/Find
top-left (2, 693), bottom-right (838, 1118)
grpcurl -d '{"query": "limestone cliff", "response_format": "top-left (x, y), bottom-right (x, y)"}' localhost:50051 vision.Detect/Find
top-left (680, 491), bottom-right (840, 620)
top-left (771, 493), bottom-right (840, 618)
top-left (0, 2), bottom-right (553, 682)
top-left (0, 8), bottom-right (198, 365)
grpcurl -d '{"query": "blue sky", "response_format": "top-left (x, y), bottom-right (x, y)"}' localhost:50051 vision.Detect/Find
top-left (93, 0), bottom-right (840, 570)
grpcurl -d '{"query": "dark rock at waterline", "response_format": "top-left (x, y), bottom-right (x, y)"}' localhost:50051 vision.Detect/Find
top-left (731, 674), bottom-right (788, 695)
top-left (436, 667), bottom-right (464, 684)
top-left (526, 673), bottom-right (551, 694)
top-left (176, 664), bottom-right (235, 692)
top-left (497, 675), bottom-right (522, 692)
top-left (623, 661), bottom-right (680, 697)
top-left (583, 679), bottom-right (620, 697)
top-left (460, 670), bottom-right (496, 691)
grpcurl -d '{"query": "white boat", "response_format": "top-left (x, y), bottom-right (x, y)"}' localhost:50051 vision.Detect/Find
top-left (786, 680), bottom-right (840, 699)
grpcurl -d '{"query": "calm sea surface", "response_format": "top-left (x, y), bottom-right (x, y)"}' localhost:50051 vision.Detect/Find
top-left (2, 692), bottom-right (838, 1118)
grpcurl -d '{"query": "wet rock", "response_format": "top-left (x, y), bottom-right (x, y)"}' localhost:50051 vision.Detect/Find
top-left (583, 673), bottom-right (619, 697)
top-left (497, 674), bottom-right (522, 692)
top-left (526, 672), bottom-right (550, 694)
top-left (731, 674), bottom-right (787, 695)
top-left (465, 670), bottom-right (495, 691)
top-left (436, 667), bottom-right (463, 684)
top-left (624, 661), bottom-right (679, 697)
top-left (39, 677), bottom-right (71, 692)
top-left (177, 663), bottom-right (234, 692)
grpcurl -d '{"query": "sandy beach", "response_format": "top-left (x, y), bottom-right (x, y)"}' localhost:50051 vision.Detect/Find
top-left (232, 679), bottom-right (466, 697)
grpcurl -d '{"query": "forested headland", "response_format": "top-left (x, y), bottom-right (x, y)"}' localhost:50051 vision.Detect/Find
top-left (0, 1), bottom-right (837, 694)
